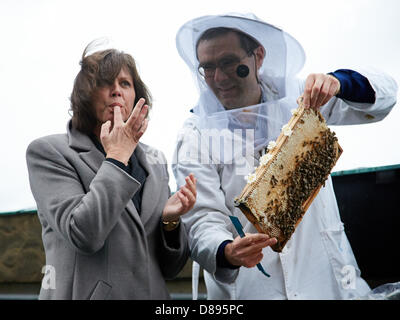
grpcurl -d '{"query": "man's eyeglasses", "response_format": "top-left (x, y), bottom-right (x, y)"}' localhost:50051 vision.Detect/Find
top-left (198, 53), bottom-right (251, 79)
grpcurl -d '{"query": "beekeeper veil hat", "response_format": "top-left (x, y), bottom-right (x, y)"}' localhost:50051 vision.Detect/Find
top-left (175, 13), bottom-right (306, 158)
top-left (176, 13), bottom-right (305, 97)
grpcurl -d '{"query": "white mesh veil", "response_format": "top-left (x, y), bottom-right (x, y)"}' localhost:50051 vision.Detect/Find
top-left (175, 13), bottom-right (306, 160)
top-left (176, 13), bottom-right (305, 95)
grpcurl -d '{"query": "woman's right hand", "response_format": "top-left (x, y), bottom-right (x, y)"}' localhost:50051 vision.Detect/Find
top-left (100, 98), bottom-right (149, 165)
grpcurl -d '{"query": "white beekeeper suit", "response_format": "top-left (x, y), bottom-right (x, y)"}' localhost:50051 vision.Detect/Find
top-left (172, 13), bottom-right (398, 299)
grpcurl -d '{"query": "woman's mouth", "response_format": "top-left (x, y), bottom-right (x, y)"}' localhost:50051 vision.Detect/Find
top-left (109, 103), bottom-right (123, 108)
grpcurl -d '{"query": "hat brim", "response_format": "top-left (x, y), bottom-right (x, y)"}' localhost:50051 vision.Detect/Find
top-left (176, 14), bottom-right (305, 77)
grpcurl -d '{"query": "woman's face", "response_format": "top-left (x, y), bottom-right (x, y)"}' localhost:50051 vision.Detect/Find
top-left (92, 66), bottom-right (136, 131)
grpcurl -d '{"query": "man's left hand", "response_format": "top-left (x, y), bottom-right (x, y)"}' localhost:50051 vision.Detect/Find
top-left (302, 73), bottom-right (341, 110)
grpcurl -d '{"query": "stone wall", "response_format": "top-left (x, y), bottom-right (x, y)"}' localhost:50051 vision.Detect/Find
top-left (0, 212), bottom-right (45, 283)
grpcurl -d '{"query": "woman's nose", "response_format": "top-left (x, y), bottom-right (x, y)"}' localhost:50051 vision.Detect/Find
top-left (110, 82), bottom-right (122, 97)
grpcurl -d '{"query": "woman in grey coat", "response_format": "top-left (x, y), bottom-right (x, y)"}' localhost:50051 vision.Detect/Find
top-left (26, 42), bottom-right (196, 300)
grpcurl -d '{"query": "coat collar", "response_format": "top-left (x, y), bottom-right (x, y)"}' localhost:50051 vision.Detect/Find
top-left (67, 121), bottom-right (104, 174)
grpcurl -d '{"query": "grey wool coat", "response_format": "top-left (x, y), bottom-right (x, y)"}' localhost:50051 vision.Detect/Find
top-left (26, 121), bottom-right (189, 300)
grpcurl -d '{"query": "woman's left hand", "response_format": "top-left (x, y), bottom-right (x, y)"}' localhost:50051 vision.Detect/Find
top-left (162, 173), bottom-right (197, 222)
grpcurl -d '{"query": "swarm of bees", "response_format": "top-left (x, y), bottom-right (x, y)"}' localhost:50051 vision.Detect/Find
top-left (267, 128), bottom-right (339, 239)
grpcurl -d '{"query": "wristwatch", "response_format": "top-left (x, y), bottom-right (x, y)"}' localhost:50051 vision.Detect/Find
top-left (162, 219), bottom-right (180, 231)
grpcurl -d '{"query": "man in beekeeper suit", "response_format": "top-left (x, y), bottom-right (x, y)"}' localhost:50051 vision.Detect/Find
top-left (172, 13), bottom-right (397, 299)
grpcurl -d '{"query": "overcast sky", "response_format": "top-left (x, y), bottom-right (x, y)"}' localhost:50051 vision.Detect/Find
top-left (1, 0), bottom-right (399, 212)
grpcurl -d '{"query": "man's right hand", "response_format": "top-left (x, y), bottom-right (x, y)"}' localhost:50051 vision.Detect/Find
top-left (224, 233), bottom-right (277, 268)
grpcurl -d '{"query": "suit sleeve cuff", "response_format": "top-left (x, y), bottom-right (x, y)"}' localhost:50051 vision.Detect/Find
top-left (216, 240), bottom-right (240, 269)
top-left (106, 158), bottom-right (129, 174)
top-left (329, 69), bottom-right (376, 103)
top-left (162, 222), bottom-right (181, 249)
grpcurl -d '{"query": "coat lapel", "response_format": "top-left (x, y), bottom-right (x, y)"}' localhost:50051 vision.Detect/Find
top-left (135, 144), bottom-right (164, 226)
top-left (68, 121), bottom-right (104, 175)
top-left (80, 149), bottom-right (104, 175)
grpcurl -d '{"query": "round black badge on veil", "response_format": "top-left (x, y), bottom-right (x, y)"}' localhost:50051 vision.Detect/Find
top-left (236, 64), bottom-right (250, 78)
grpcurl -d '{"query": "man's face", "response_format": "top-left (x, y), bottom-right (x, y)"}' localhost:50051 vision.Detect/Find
top-left (197, 32), bottom-right (262, 110)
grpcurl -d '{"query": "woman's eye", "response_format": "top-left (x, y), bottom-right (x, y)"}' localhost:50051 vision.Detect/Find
top-left (121, 80), bottom-right (131, 87)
